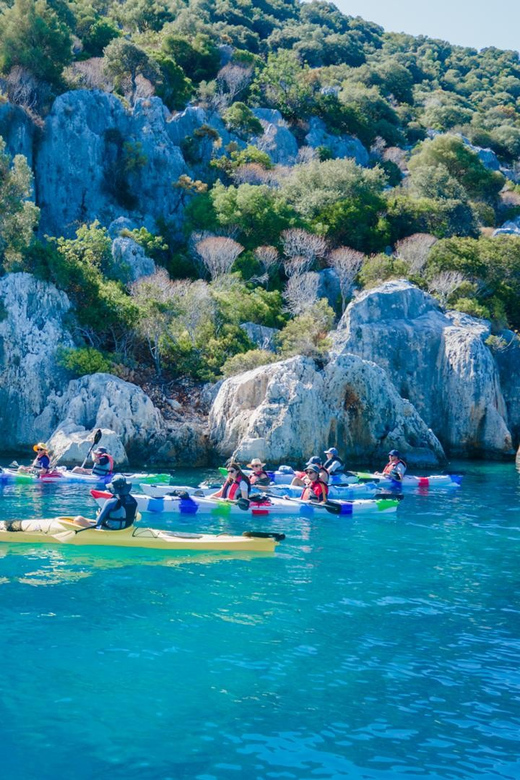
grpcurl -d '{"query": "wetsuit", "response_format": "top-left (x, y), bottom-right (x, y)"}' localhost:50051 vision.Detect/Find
top-left (95, 493), bottom-right (138, 530)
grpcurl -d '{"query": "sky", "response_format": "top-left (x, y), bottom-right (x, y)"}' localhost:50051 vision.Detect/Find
top-left (333, 0), bottom-right (520, 53)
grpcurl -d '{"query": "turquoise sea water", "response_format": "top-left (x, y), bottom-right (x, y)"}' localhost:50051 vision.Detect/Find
top-left (1, 462), bottom-right (520, 780)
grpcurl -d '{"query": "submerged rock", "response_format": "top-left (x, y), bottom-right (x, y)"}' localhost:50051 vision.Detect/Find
top-left (333, 280), bottom-right (513, 457)
top-left (209, 354), bottom-right (445, 467)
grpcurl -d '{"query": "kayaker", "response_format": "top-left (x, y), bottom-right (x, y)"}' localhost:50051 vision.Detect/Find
top-left (72, 447), bottom-right (114, 477)
top-left (18, 443), bottom-right (52, 475)
top-left (379, 450), bottom-right (407, 482)
top-left (212, 462), bottom-right (251, 501)
top-left (323, 447), bottom-right (345, 476)
top-left (247, 458), bottom-right (271, 487)
top-left (301, 464), bottom-right (329, 503)
top-left (74, 475), bottom-right (138, 529)
top-left (291, 456), bottom-right (329, 487)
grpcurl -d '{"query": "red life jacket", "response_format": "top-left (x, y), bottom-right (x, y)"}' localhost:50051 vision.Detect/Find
top-left (220, 473), bottom-right (250, 500)
top-left (92, 454), bottom-right (114, 477)
top-left (301, 479), bottom-right (328, 502)
top-left (250, 470), bottom-right (269, 485)
top-left (383, 459), bottom-right (407, 477)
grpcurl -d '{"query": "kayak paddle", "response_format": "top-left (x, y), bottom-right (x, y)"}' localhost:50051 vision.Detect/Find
top-left (80, 429), bottom-right (103, 469)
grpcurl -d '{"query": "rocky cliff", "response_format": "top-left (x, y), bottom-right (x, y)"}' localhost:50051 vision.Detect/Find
top-left (333, 281), bottom-right (514, 458)
top-left (1, 272), bottom-right (518, 468)
top-left (209, 354), bottom-right (445, 467)
top-left (0, 273), bottom-right (208, 465)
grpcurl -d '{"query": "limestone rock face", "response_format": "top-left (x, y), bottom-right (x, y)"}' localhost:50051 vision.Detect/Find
top-left (43, 373), bottom-right (164, 459)
top-left (44, 374), bottom-right (210, 467)
top-left (239, 322), bottom-right (279, 352)
top-left (0, 273), bottom-right (74, 448)
top-left (48, 424), bottom-right (128, 467)
top-left (493, 330), bottom-right (520, 444)
top-left (305, 117), bottom-right (369, 166)
top-left (0, 103), bottom-right (36, 166)
top-left (334, 280), bottom-right (513, 457)
top-left (209, 355), bottom-right (445, 466)
top-left (36, 91), bottom-right (187, 237)
top-left (252, 109), bottom-right (298, 165)
top-left (111, 237), bottom-right (156, 283)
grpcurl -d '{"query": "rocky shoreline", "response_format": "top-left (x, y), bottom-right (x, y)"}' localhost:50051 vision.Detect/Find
top-left (1, 272), bottom-right (518, 469)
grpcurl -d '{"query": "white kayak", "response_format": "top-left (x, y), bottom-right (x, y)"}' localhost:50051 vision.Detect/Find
top-left (91, 490), bottom-right (400, 517)
top-left (0, 467), bottom-right (171, 485)
top-left (140, 482), bottom-right (381, 500)
top-left (218, 466), bottom-right (358, 486)
top-left (355, 472), bottom-right (463, 489)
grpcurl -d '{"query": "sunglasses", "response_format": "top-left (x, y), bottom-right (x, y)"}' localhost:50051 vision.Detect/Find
top-left (305, 470), bottom-right (317, 474)
top-left (36, 448), bottom-right (45, 452)
top-left (228, 469), bottom-right (237, 473)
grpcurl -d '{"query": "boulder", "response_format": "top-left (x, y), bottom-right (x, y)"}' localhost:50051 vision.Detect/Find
top-left (252, 109), bottom-right (298, 165)
top-left (240, 322), bottom-right (279, 352)
top-left (209, 354), bottom-right (445, 467)
top-left (41, 373), bottom-right (164, 458)
top-left (36, 90), bottom-right (187, 237)
top-left (333, 280), bottom-right (513, 457)
top-left (0, 273), bottom-right (74, 449)
top-left (305, 117), bottom-right (369, 166)
top-left (47, 423), bottom-right (128, 467)
top-left (111, 237), bottom-right (156, 283)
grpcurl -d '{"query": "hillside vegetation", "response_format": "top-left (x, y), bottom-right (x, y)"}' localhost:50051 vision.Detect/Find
top-left (1, 0), bottom-right (520, 384)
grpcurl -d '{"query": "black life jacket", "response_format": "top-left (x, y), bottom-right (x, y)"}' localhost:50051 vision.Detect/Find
top-left (101, 493), bottom-right (138, 529)
top-left (323, 456), bottom-right (344, 474)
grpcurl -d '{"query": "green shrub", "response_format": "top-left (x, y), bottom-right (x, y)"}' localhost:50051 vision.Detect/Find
top-left (222, 349), bottom-right (278, 377)
top-left (279, 299), bottom-right (334, 359)
top-left (223, 102), bottom-right (263, 137)
top-left (57, 346), bottom-right (112, 376)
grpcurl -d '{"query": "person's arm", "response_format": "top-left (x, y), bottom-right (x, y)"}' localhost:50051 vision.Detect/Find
top-left (95, 497), bottom-right (119, 528)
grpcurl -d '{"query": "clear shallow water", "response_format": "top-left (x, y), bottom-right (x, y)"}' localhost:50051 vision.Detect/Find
top-left (1, 462), bottom-right (520, 780)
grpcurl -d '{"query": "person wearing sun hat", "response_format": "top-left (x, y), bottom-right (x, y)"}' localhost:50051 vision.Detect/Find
top-left (18, 443), bottom-right (52, 475)
top-left (246, 458), bottom-right (271, 487)
top-left (300, 463), bottom-right (328, 503)
top-left (379, 450), bottom-right (407, 482)
top-left (72, 446), bottom-right (114, 476)
top-left (291, 455), bottom-right (329, 487)
top-left (74, 475), bottom-right (138, 529)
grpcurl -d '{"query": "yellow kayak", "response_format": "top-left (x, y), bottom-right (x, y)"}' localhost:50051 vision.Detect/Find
top-left (0, 518), bottom-right (283, 552)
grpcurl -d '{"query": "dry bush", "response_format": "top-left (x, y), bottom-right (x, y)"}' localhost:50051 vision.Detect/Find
top-left (254, 245), bottom-right (280, 275)
top-left (64, 58), bottom-right (113, 92)
top-left (395, 233), bottom-right (438, 274)
top-left (327, 247), bottom-right (364, 310)
top-left (194, 236), bottom-right (244, 279)
top-left (232, 163), bottom-right (272, 185)
top-left (283, 271), bottom-right (320, 315)
top-left (428, 271), bottom-right (466, 305)
top-left (281, 228), bottom-right (327, 265)
top-left (217, 64), bottom-right (253, 103)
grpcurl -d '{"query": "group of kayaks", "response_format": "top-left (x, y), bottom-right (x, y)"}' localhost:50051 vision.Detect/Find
top-left (0, 463), bottom-right (462, 554)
